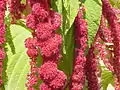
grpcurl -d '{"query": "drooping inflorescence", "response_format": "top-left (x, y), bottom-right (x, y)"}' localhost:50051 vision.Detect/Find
top-left (70, 7), bottom-right (88, 90)
top-left (25, 0), bottom-right (67, 90)
top-left (0, 0), bottom-right (6, 86)
top-left (102, 0), bottom-right (120, 88)
top-left (8, 0), bottom-right (25, 23)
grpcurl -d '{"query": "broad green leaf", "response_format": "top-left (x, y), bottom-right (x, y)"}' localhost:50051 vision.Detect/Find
top-left (84, 0), bottom-right (102, 46)
top-left (101, 70), bottom-right (114, 90)
top-left (3, 25), bottom-right (31, 90)
top-left (51, 0), bottom-right (79, 76)
top-left (51, 0), bottom-right (62, 14)
top-left (51, 0), bottom-right (79, 77)
top-left (59, 25), bottom-right (75, 76)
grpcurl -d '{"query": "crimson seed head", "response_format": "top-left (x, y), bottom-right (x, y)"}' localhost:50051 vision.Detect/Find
top-left (26, 74), bottom-right (38, 87)
top-left (0, 24), bottom-right (5, 37)
top-left (39, 83), bottom-right (51, 90)
top-left (50, 70), bottom-right (67, 89)
top-left (40, 34), bottom-right (62, 57)
top-left (49, 10), bottom-right (61, 30)
top-left (0, 0), bottom-right (6, 11)
top-left (27, 49), bottom-right (38, 58)
top-left (25, 37), bottom-right (37, 49)
top-left (0, 48), bottom-right (5, 60)
top-left (70, 8), bottom-right (87, 90)
top-left (26, 14), bottom-right (38, 30)
top-left (39, 62), bottom-right (58, 82)
top-left (71, 83), bottom-right (83, 90)
top-left (36, 22), bottom-right (53, 40)
top-left (32, 3), bottom-right (49, 20)
top-left (0, 36), bottom-right (5, 44)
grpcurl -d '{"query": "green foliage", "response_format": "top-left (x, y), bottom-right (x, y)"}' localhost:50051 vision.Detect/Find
top-left (1, 0), bottom-right (115, 90)
top-left (84, 0), bottom-right (102, 46)
top-left (3, 25), bottom-right (31, 90)
top-left (101, 70), bottom-right (114, 90)
top-left (51, 0), bottom-right (79, 76)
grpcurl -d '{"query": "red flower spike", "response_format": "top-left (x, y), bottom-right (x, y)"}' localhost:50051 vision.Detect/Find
top-left (0, 48), bottom-right (5, 60)
top-left (42, 53), bottom-right (62, 63)
top-left (25, 1), bottom-right (67, 89)
top-left (27, 48), bottom-right (38, 59)
top-left (38, 62), bottom-right (58, 82)
top-left (49, 10), bottom-right (61, 30)
top-left (0, 24), bottom-right (6, 37)
top-left (50, 70), bottom-right (67, 89)
top-left (0, 0), bottom-right (6, 86)
top-left (27, 0), bottom-right (50, 9)
top-left (36, 22), bottom-right (53, 40)
top-left (8, 0), bottom-right (24, 22)
top-left (0, 0), bottom-right (6, 11)
top-left (40, 34), bottom-right (62, 57)
top-left (40, 83), bottom-right (51, 90)
top-left (86, 46), bottom-right (100, 90)
top-left (25, 37), bottom-right (37, 49)
top-left (26, 73), bottom-right (38, 88)
top-left (32, 3), bottom-right (49, 20)
top-left (102, 0), bottom-right (120, 83)
top-left (70, 8), bottom-right (88, 90)
top-left (26, 14), bottom-right (38, 30)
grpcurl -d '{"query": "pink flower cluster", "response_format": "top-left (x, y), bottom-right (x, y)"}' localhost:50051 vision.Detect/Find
top-left (102, 0), bottom-right (120, 85)
top-left (0, 0), bottom-right (6, 86)
top-left (86, 46), bottom-right (100, 90)
top-left (27, 0), bottom-right (50, 9)
top-left (8, 0), bottom-right (25, 23)
top-left (70, 8), bottom-right (88, 90)
top-left (85, 15), bottom-right (113, 90)
top-left (25, 1), bottom-right (67, 90)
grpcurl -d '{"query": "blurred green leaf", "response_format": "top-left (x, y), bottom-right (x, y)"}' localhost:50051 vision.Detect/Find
top-left (51, 0), bottom-right (79, 76)
top-left (84, 0), bottom-right (102, 46)
top-left (101, 70), bottom-right (114, 90)
top-left (3, 25), bottom-right (31, 90)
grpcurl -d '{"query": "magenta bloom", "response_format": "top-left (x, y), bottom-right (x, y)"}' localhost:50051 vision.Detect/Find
top-left (102, 0), bottom-right (120, 83)
top-left (0, 0), bottom-right (6, 86)
top-left (40, 83), bottom-right (51, 90)
top-left (49, 10), bottom-right (61, 30)
top-left (36, 22), bottom-right (53, 40)
top-left (25, 1), bottom-right (67, 90)
top-left (32, 3), bottom-right (49, 20)
top-left (39, 62), bottom-right (58, 82)
top-left (0, 48), bottom-right (5, 60)
top-left (27, 49), bottom-right (38, 58)
top-left (70, 8), bottom-right (87, 90)
top-left (39, 34), bottom-right (62, 57)
top-left (25, 37), bottom-right (37, 49)
top-left (8, 0), bottom-right (24, 22)
top-left (26, 14), bottom-right (38, 30)
top-left (50, 70), bottom-right (67, 89)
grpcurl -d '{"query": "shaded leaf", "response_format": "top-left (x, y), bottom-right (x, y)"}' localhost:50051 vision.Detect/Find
top-left (101, 70), bottom-right (114, 90)
top-left (84, 0), bottom-right (102, 46)
top-left (3, 25), bottom-right (31, 90)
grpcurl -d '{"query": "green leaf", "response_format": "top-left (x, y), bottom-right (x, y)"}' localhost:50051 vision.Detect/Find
top-left (101, 70), bottom-right (114, 90)
top-left (3, 25), bottom-right (31, 90)
top-left (84, 0), bottom-right (102, 46)
top-left (59, 25), bottom-right (75, 76)
top-left (51, 0), bottom-right (79, 76)
top-left (5, 15), bottom-right (16, 54)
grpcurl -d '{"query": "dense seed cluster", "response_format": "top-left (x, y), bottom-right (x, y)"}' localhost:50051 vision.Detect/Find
top-left (8, 0), bottom-right (25, 23)
top-left (25, 1), bottom-right (67, 90)
top-left (70, 8), bottom-right (88, 90)
top-left (85, 15), bottom-right (112, 90)
top-left (6, 0), bottom-right (120, 90)
top-left (0, 0), bottom-right (6, 86)
top-left (102, 0), bottom-right (120, 86)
